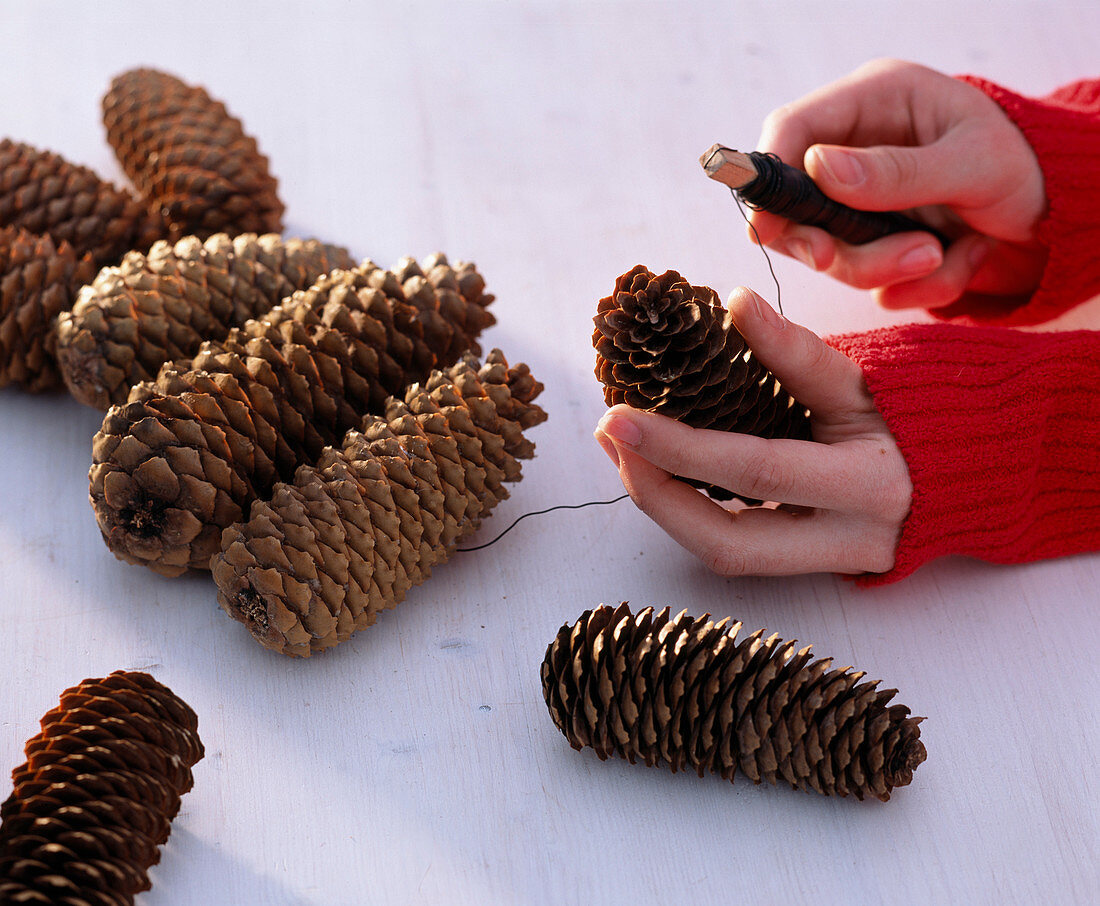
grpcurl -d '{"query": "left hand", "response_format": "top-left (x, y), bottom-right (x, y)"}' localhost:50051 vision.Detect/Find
top-left (593, 287), bottom-right (912, 576)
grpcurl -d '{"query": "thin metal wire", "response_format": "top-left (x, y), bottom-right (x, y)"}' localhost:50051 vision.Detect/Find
top-left (454, 494), bottom-right (629, 552)
top-left (731, 187), bottom-right (784, 316)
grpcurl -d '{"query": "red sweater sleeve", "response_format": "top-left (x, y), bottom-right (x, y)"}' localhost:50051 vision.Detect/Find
top-left (934, 76), bottom-right (1100, 326)
top-left (828, 324), bottom-right (1100, 585)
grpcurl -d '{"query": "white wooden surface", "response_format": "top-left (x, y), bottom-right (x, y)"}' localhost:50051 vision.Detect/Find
top-left (1, 2), bottom-right (1098, 904)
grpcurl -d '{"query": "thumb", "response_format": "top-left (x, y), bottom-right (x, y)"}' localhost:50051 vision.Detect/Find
top-left (806, 140), bottom-right (976, 212)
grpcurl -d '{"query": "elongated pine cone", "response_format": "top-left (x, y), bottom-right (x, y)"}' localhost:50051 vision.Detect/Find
top-left (54, 232), bottom-right (356, 409)
top-left (103, 68), bottom-right (284, 239)
top-left (214, 350), bottom-right (547, 657)
top-left (542, 603), bottom-right (926, 801)
top-left (594, 266), bottom-right (810, 499)
top-left (0, 226), bottom-right (97, 392)
top-left (0, 139), bottom-right (166, 265)
top-left (0, 671), bottom-right (204, 905)
top-left (89, 255), bottom-right (496, 576)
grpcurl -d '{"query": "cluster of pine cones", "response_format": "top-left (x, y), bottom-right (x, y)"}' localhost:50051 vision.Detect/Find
top-left (0, 67), bottom-right (548, 661)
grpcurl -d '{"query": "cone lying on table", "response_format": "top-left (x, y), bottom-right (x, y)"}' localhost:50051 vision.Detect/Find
top-left (54, 232), bottom-right (355, 409)
top-left (593, 265), bottom-right (810, 500)
top-left (0, 671), bottom-right (203, 905)
top-left (103, 67), bottom-right (285, 240)
top-left (214, 350), bottom-right (547, 657)
top-left (0, 138), bottom-right (166, 266)
top-left (0, 225), bottom-right (97, 392)
top-left (90, 255), bottom-right (496, 576)
top-left (542, 603), bottom-right (926, 801)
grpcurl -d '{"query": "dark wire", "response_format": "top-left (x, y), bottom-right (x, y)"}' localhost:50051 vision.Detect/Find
top-left (731, 188), bottom-right (783, 316)
top-left (455, 494), bottom-right (629, 552)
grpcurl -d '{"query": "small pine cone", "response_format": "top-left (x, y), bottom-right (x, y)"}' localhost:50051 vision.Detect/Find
top-left (0, 139), bottom-right (166, 265)
top-left (214, 350), bottom-right (547, 656)
top-left (0, 225), bottom-right (97, 392)
top-left (103, 68), bottom-right (285, 239)
top-left (542, 603), bottom-right (926, 802)
top-left (54, 232), bottom-right (356, 410)
top-left (89, 256), bottom-right (495, 576)
top-left (594, 266), bottom-right (810, 500)
top-left (0, 670), bottom-right (203, 905)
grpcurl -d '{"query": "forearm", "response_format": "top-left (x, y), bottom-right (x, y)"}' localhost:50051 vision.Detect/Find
top-left (829, 323), bottom-right (1100, 584)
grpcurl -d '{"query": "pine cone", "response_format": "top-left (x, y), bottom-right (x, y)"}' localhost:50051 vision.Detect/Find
top-left (103, 68), bottom-right (285, 239)
top-left (0, 139), bottom-right (166, 265)
top-left (542, 603), bottom-right (926, 801)
top-left (0, 671), bottom-right (203, 905)
top-left (214, 350), bottom-right (546, 657)
top-left (594, 265), bottom-right (810, 500)
top-left (89, 256), bottom-right (496, 576)
top-left (54, 232), bottom-right (356, 410)
top-left (0, 225), bottom-right (97, 392)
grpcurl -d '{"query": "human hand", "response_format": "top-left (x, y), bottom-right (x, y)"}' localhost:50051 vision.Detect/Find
top-left (593, 287), bottom-right (912, 576)
top-left (750, 58), bottom-right (1047, 312)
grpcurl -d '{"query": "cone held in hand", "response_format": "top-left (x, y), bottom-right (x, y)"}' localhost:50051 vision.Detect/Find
top-left (593, 265), bottom-right (810, 500)
top-left (214, 350), bottom-right (547, 657)
top-left (0, 138), bottom-right (166, 266)
top-left (542, 603), bottom-right (926, 801)
top-left (0, 225), bottom-right (97, 392)
top-left (0, 670), bottom-right (203, 905)
top-left (103, 68), bottom-right (285, 240)
top-left (54, 232), bottom-right (356, 410)
top-left (89, 255), bottom-right (496, 576)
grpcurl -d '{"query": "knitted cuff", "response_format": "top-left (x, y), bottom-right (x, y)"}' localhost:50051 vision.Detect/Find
top-left (828, 324), bottom-right (1100, 585)
top-left (935, 76), bottom-right (1100, 326)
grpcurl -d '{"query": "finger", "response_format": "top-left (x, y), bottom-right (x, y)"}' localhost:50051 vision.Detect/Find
top-left (805, 139), bottom-right (998, 213)
top-left (597, 405), bottom-right (874, 510)
top-left (614, 447), bottom-right (876, 575)
top-left (768, 227), bottom-right (943, 289)
top-left (724, 287), bottom-right (875, 418)
top-left (756, 59), bottom-right (946, 168)
top-left (872, 233), bottom-right (991, 310)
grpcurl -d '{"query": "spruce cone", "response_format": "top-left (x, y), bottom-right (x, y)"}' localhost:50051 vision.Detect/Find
top-left (0, 671), bottom-right (204, 905)
top-left (0, 139), bottom-right (166, 265)
top-left (214, 350), bottom-right (547, 657)
top-left (0, 226), bottom-right (97, 392)
top-left (103, 68), bottom-right (285, 239)
top-left (54, 232), bottom-right (356, 410)
top-left (89, 255), bottom-right (496, 576)
top-left (542, 603), bottom-right (926, 801)
top-left (594, 265), bottom-right (810, 500)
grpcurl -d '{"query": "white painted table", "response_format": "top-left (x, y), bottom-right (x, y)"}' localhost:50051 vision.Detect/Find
top-left (1, 2), bottom-right (1097, 903)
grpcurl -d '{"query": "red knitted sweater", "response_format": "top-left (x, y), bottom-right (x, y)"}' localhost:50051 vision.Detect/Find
top-left (830, 76), bottom-right (1100, 585)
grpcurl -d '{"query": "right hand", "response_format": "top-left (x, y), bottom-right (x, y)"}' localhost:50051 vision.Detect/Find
top-left (749, 58), bottom-right (1048, 313)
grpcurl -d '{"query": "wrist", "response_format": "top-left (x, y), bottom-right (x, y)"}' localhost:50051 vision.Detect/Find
top-left (828, 323), bottom-right (1100, 584)
top-left (937, 75), bottom-right (1100, 326)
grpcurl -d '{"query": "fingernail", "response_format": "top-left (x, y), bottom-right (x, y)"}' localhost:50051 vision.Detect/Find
top-left (597, 412), bottom-right (642, 447)
top-left (897, 243), bottom-right (942, 276)
top-left (748, 289), bottom-right (786, 330)
top-left (812, 147), bottom-right (865, 186)
top-left (780, 238), bottom-right (816, 270)
top-left (594, 430), bottom-right (620, 467)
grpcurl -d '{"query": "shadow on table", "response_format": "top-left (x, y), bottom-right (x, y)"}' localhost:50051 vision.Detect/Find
top-left (149, 826), bottom-right (314, 906)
